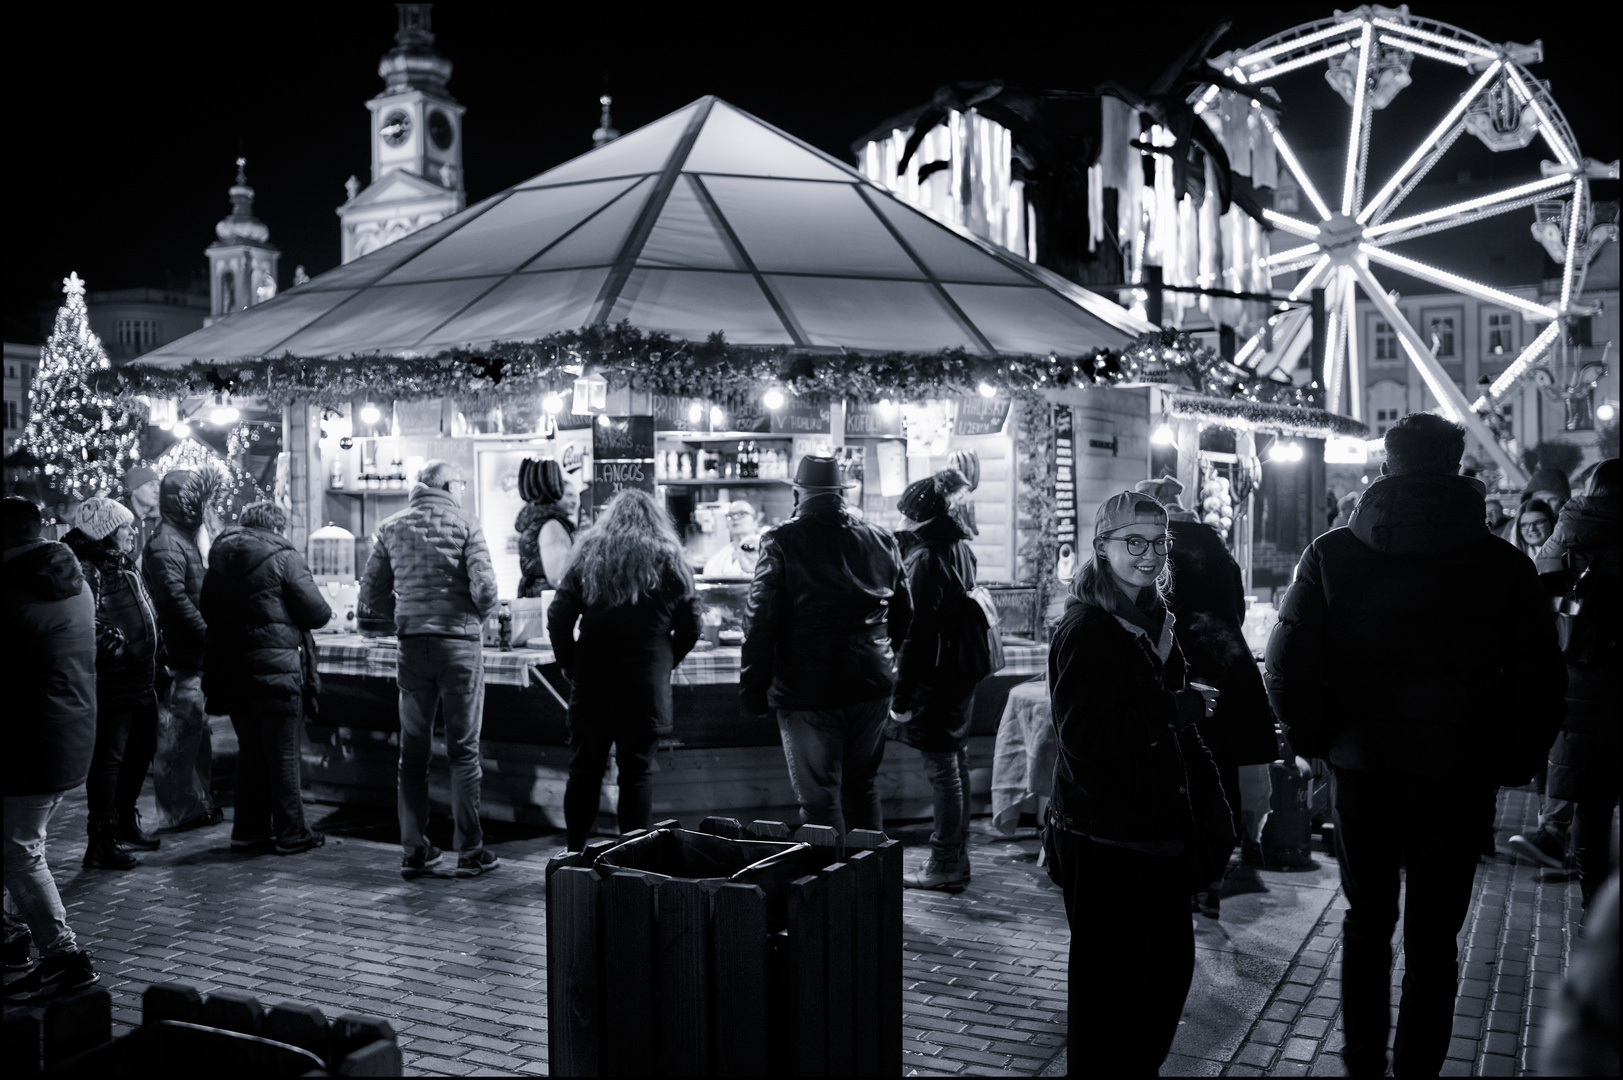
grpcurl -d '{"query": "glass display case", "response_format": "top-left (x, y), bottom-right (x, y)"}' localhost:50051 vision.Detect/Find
top-left (694, 580), bottom-right (751, 648)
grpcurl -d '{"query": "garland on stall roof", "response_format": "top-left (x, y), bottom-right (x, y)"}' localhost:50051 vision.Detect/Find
top-left (94, 324), bottom-right (1347, 419)
top-left (1013, 394), bottom-right (1062, 631)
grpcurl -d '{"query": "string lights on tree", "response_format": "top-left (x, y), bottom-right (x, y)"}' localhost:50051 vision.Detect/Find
top-left (22, 273), bottom-right (146, 502)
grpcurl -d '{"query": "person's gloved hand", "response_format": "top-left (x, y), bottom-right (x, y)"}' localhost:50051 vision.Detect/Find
top-left (96, 624), bottom-right (127, 662)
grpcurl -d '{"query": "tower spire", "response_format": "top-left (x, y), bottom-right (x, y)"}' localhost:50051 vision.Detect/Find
top-left (593, 93), bottom-right (620, 148)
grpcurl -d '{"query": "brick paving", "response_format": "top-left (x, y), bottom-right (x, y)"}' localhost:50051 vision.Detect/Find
top-left (5, 776), bottom-right (1602, 1076)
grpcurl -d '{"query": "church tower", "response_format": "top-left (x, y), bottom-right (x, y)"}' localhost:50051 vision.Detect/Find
top-left (336, 4), bottom-right (466, 264)
top-left (206, 158), bottom-right (280, 325)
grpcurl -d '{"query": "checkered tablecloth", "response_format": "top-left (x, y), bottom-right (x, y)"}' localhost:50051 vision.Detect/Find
top-left (315, 634), bottom-right (1046, 689)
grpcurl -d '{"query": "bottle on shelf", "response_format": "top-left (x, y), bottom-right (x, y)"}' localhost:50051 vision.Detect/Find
top-left (330, 453), bottom-right (345, 490)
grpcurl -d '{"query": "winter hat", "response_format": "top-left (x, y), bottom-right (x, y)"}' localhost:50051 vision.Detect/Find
top-left (897, 477), bottom-right (946, 522)
top-left (124, 465), bottom-right (160, 492)
top-left (74, 497), bottom-right (135, 541)
top-left (948, 449), bottom-right (981, 491)
top-left (1521, 466), bottom-right (1571, 504)
top-left (1094, 490), bottom-right (1167, 538)
top-left (1134, 475), bottom-right (1187, 512)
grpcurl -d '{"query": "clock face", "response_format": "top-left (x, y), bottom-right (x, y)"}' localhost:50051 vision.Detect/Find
top-left (380, 110), bottom-right (411, 147)
top-left (428, 110), bottom-right (454, 151)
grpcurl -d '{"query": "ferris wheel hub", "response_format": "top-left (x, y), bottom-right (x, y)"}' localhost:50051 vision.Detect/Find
top-left (1319, 211), bottom-right (1366, 259)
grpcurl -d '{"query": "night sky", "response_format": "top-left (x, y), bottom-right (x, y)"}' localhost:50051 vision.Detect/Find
top-left (7, 4), bottom-right (1618, 341)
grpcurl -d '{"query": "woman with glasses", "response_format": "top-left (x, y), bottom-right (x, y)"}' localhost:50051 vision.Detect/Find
top-left (1045, 491), bottom-right (1233, 1075)
top-left (701, 500), bottom-right (763, 579)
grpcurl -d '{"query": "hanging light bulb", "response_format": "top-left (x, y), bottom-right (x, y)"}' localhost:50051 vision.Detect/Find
top-left (710, 405), bottom-right (726, 428)
top-left (209, 393), bottom-right (239, 426)
top-left (359, 403), bottom-right (382, 426)
top-left (544, 392), bottom-right (564, 414)
top-left (687, 401), bottom-right (705, 424)
top-left (1151, 422), bottom-right (1176, 446)
top-left (173, 421), bottom-right (192, 439)
top-left (877, 398), bottom-right (896, 418)
top-left (977, 382), bottom-right (997, 398)
top-left (763, 388), bottom-right (785, 411)
top-left (1597, 402), bottom-right (1617, 422)
top-left (597, 413), bottom-right (612, 428)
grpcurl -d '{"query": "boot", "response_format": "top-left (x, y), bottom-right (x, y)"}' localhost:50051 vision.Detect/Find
top-left (114, 809), bottom-right (160, 851)
top-left (82, 824), bottom-right (139, 870)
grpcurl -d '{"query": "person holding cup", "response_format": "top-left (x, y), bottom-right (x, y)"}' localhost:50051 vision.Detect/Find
top-left (1045, 490), bottom-right (1234, 1076)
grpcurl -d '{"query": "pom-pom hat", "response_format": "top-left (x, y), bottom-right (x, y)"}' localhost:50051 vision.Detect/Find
top-left (1094, 490), bottom-right (1168, 538)
top-left (74, 497), bottom-right (135, 541)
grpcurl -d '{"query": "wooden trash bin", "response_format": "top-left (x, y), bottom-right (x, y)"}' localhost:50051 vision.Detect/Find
top-left (546, 815), bottom-right (903, 1076)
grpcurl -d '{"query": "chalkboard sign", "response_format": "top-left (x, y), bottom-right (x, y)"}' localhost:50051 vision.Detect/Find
top-left (844, 399), bottom-right (903, 437)
top-left (770, 395), bottom-right (832, 435)
top-left (653, 393), bottom-right (704, 431)
top-left (1053, 405), bottom-right (1077, 546)
top-left (591, 415), bottom-right (656, 514)
top-left (954, 395), bottom-right (1011, 436)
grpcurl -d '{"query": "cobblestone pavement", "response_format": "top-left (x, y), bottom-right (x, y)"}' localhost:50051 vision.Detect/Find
top-left (4, 780), bottom-right (1600, 1076)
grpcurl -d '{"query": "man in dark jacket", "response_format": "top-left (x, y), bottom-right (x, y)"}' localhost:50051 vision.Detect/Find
top-left (1265, 413), bottom-right (1566, 1077)
top-left (359, 460), bottom-right (501, 879)
top-left (2, 498), bottom-right (100, 1001)
top-left (203, 501), bottom-right (332, 856)
top-left (742, 454), bottom-right (911, 834)
top-left (141, 469), bottom-right (221, 830)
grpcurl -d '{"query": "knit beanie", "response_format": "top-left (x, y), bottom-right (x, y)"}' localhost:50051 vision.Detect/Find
top-left (74, 497), bottom-right (135, 541)
top-left (124, 465), bottom-right (160, 492)
top-left (1095, 490), bottom-right (1167, 537)
top-left (1521, 466), bottom-right (1571, 503)
top-left (897, 477), bottom-right (947, 523)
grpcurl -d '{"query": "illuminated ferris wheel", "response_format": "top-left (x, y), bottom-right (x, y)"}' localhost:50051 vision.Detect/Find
top-left (1207, 6), bottom-right (1616, 481)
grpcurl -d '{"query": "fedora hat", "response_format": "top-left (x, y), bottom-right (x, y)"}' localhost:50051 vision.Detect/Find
top-left (792, 453), bottom-right (855, 492)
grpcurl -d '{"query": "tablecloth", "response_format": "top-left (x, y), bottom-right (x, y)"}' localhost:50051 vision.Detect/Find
top-left (990, 678), bottom-right (1057, 835)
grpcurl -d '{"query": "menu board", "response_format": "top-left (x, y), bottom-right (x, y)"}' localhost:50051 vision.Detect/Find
top-left (844, 400), bottom-right (903, 437)
top-left (1053, 405), bottom-right (1077, 549)
top-left (955, 395), bottom-right (1011, 436)
top-left (771, 395), bottom-right (832, 435)
top-left (591, 416), bottom-right (656, 515)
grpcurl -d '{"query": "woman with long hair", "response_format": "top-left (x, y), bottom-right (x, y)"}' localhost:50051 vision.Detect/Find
top-left (547, 489), bottom-right (701, 851)
top-left (1045, 491), bottom-right (1233, 1075)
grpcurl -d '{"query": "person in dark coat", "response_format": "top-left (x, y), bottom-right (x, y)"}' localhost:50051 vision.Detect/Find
top-left (121, 465), bottom-right (161, 567)
top-left (202, 501), bottom-right (332, 856)
top-left (1265, 413), bottom-right (1566, 1077)
top-left (1534, 459), bottom-right (1619, 906)
top-left (741, 454), bottom-right (911, 835)
top-left (141, 469), bottom-right (221, 830)
top-left (548, 488), bottom-right (701, 852)
top-left (1046, 490), bottom-right (1232, 1076)
top-left (516, 456), bottom-right (578, 597)
top-left (1138, 477), bottom-right (1280, 918)
top-left (2, 497), bottom-right (101, 1001)
top-left (63, 499), bottom-right (162, 869)
top-left (892, 469), bottom-right (982, 891)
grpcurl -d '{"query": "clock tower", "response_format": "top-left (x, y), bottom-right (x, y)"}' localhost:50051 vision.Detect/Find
top-left (336, 4), bottom-right (466, 264)
top-left (206, 158), bottom-right (280, 325)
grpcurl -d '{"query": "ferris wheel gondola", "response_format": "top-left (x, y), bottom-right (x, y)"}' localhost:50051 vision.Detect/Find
top-left (1207, 6), bottom-right (1616, 484)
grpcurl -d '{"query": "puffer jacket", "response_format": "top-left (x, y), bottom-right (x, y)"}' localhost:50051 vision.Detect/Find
top-left (741, 500), bottom-right (911, 713)
top-left (201, 525), bottom-right (333, 713)
top-left (359, 483), bottom-right (500, 639)
top-left (893, 513), bottom-right (979, 750)
top-left (1534, 493), bottom-right (1619, 801)
top-left (142, 469), bottom-right (208, 671)
top-left (1167, 519), bottom-right (1279, 768)
top-left (1047, 594), bottom-right (1228, 847)
top-left (516, 501), bottom-right (575, 598)
top-left (1265, 471), bottom-right (1566, 785)
top-left (63, 530), bottom-right (159, 703)
top-left (4, 539), bottom-right (97, 796)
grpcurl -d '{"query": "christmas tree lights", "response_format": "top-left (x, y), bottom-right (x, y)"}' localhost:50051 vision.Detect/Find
top-left (22, 273), bottom-right (146, 502)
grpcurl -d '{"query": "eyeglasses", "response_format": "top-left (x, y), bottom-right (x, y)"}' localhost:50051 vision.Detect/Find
top-left (1104, 535), bottom-right (1173, 556)
top-left (725, 511), bottom-right (755, 521)
top-left (447, 479), bottom-right (468, 491)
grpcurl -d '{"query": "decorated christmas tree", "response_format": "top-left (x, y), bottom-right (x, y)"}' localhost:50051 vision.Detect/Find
top-left (22, 273), bottom-right (145, 502)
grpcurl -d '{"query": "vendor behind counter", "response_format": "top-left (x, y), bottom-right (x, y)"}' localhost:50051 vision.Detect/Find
top-left (701, 499), bottom-right (763, 579)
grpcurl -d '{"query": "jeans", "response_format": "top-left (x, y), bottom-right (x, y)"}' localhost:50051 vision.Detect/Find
top-left (1047, 828), bottom-right (1193, 1075)
top-left (85, 692), bottom-right (159, 827)
top-left (231, 699), bottom-right (316, 846)
top-left (777, 698), bottom-right (890, 835)
top-left (1333, 769), bottom-right (1497, 1076)
top-left (154, 671), bottom-right (215, 826)
top-left (563, 706), bottom-right (657, 852)
top-left (920, 748), bottom-right (971, 872)
top-left (2, 795), bottom-right (77, 956)
top-left (397, 636), bottom-right (485, 856)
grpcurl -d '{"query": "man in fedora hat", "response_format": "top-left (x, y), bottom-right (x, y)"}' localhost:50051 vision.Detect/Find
top-left (742, 453), bottom-right (911, 834)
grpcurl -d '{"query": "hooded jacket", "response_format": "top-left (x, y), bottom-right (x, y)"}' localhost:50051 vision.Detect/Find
top-left (1533, 493), bottom-right (1619, 801)
top-left (1265, 471), bottom-right (1566, 784)
top-left (358, 483), bottom-right (500, 639)
top-left (63, 530), bottom-right (159, 703)
top-left (4, 539), bottom-right (97, 796)
top-left (893, 513), bottom-right (979, 749)
top-left (201, 525), bottom-right (333, 713)
top-left (142, 469), bottom-right (208, 670)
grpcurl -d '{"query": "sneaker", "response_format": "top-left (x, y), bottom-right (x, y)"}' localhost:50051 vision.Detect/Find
top-left (2, 951), bottom-right (98, 1002)
top-left (4, 933), bottom-right (33, 971)
top-left (901, 864), bottom-right (970, 892)
top-left (401, 845), bottom-right (445, 879)
top-left (455, 848), bottom-right (500, 878)
top-left (274, 832), bottom-right (325, 856)
top-left (1508, 829), bottom-right (1569, 870)
top-left (114, 810), bottom-right (161, 851)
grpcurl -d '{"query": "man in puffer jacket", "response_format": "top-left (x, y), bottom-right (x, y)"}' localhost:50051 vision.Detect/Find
top-left (141, 469), bottom-right (221, 830)
top-left (1533, 459), bottom-right (1619, 907)
top-left (359, 461), bottom-right (500, 879)
top-left (2, 498), bottom-right (100, 1001)
top-left (1265, 413), bottom-right (1565, 1077)
top-left (203, 502), bottom-right (332, 856)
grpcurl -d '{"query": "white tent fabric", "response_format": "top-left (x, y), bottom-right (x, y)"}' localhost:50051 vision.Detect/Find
top-left (139, 97), bottom-right (1151, 368)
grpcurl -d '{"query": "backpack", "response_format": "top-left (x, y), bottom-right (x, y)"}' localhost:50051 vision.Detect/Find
top-left (936, 571), bottom-right (1005, 683)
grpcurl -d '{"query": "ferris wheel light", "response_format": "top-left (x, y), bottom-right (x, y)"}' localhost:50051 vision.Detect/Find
top-left (1359, 60), bottom-right (1502, 224)
top-left (1560, 178), bottom-right (1586, 310)
top-left (1257, 113), bottom-right (1333, 221)
top-left (1248, 41), bottom-right (1352, 81)
top-left (1359, 245), bottom-right (1558, 320)
top-left (1342, 22), bottom-right (1375, 216)
top-left (1376, 33), bottom-right (1470, 68)
top-left (1265, 243), bottom-right (1322, 268)
top-left (1263, 209), bottom-right (1321, 239)
top-left (1288, 256), bottom-right (1333, 302)
top-left (1478, 321), bottom-right (1563, 406)
top-left (1237, 20), bottom-right (1363, 67)
top-left (1371, 17), bottom-right (1496, 59)
top-left (1365, 174), bottom-right (1573, 239)
top-left (1506, 67), bottom-right (1579, 169)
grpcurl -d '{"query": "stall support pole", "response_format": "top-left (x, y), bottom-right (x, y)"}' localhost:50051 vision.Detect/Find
top-left (1145, 265), bottom-right (1165, 328)
top-left (828, 400), bottom-right (846, 448)
top-left (284, 404), bottom-right (323, 556)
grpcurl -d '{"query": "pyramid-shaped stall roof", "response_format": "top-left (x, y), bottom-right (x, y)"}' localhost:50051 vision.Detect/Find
top-left (138, 97), bottom-right (1151, 368)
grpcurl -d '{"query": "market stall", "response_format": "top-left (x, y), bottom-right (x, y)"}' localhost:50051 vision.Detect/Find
top-left (114, 96), bottom-right (1168, 828)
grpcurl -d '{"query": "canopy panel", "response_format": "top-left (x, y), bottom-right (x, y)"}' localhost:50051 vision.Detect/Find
top-left (140, 97), bottom-right (1151, 368)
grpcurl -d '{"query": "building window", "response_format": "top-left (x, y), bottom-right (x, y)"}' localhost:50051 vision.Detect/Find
top-left (1486, 311), bottom-right (1515, 356)
top-left (5, 364), bottom-right (14, 378)
top-left (116, 319), bottom-right (159, 349)
top-left (1367, 380), bottom-right (1407, 435)
top-left (1426, 315), bottom-right (1457, 358)
top-left (5, 400), bottom-right (17, 429)
top-left (1373, 320), bottom-right (1400, 362)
